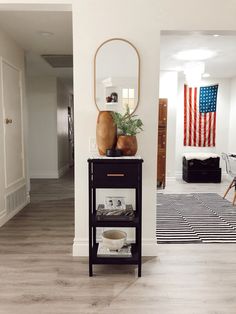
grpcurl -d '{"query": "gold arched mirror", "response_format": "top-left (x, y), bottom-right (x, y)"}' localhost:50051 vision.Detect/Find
top-left (94, 38), bottom-right (140, 114)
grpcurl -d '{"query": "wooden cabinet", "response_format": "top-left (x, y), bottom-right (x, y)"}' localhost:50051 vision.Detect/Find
top-left (157, 99), bottom-right (168, 188)
top-left (88, 158), bottom-right (143, 277)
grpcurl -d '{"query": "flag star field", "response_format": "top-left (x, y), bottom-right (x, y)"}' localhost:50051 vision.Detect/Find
top-left (199, 85), bottom-right (218, 113)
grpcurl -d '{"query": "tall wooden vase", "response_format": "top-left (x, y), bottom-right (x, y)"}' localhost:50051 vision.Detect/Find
top-left (96, 111), bottom-right (117, 155)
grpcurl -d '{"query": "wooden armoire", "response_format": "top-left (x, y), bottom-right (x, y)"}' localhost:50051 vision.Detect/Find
top-left (157, 98), bottom-right (168, 188)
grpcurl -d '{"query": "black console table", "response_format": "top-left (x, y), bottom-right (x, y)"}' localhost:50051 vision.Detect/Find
top-left (88, 157), bottom-right (143, 277)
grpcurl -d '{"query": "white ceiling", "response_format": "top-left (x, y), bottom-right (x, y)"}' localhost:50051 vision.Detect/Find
top-left (0, 11), bottom-right (72, 54)
top-left (160, 31), bottom-right (236, 78)
top-left (26, 52), bottom-right (73, 92)
top-left (0, 10), bottom-right (73, 89)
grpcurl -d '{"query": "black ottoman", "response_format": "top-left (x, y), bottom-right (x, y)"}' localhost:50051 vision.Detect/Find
top-left (183, 155), bottom-right (221, 183)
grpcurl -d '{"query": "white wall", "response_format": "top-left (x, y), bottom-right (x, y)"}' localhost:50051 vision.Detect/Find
top-left (27, 76), bottom-right (58, 178)
top-left (0, 26), bottom-right (28, 226)
top-left (73, 0), bottom-right (160, 256)
top-left (27, 76), bottom-right (70, 178)
top-left (229, 77), bottom-right (236, 153)
top-left (57, 78), bottom-right (70, 175)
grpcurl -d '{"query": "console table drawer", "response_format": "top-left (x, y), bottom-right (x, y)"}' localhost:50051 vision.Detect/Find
top-left (92, 163), bottom-right (139, 187)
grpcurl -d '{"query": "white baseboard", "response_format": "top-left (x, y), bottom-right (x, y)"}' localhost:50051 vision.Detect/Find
top-left (31, 165), bottom-right (70, 179)
top-left (58, 164), bottom-right (69, 178)
top-left (142, 238), bottom-right (158, 256)
top-left (166, 176), bottom-right (178, 181)
top-left (174, 172), bottom-right (182, 180)
top-left (0, 199), bottom-right (30, 227)
top-left (73, 237), bottom-right (158, 257)
top-left (222, 173), bottom-right (232, 182)
top-left (73, 238), bottom-right (88, 256)
top-left (30, 171), bottom-right (59, 179)
top-left (168, 171), bottom-right (230, 181)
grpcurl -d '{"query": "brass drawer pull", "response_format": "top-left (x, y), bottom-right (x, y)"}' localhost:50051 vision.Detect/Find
top-left (107, 173), bottom-right (125, 177)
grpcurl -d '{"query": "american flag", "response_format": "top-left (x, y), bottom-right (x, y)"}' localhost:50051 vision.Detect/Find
top-left (184, 84), bottom-right (218, 147)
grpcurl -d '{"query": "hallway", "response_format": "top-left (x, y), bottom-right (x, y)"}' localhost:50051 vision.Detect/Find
top-left (0, 170), bottom-right (74, 255)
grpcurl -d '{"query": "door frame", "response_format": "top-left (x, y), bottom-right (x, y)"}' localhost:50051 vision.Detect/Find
top-left (0, 57), bottom-right (25, 189)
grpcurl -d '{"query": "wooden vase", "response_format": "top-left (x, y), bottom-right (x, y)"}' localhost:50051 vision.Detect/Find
top-left (116, 135), bottom-right (137, 156)
top-left (96, 111), bottom-right (117, 155)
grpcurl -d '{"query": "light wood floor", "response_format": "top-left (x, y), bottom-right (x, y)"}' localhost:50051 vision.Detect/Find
top-left (1, 173), bottom-right (236, 314)
top-left (158, 177), bottom-right (234, 201)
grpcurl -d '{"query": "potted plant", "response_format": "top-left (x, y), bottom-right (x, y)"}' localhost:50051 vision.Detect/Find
top-left (112, 106), bottom-right (143, 156)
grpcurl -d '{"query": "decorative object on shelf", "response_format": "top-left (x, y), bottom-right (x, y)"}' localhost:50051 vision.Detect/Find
top-left (105, 196), bottom-right (126, 210)
top-left (112, 106), bottom-right (143, 156)
top-left (96, 204), bottom-right (135, 220)
top-left (110, 92), bottom-right (118, 102)
top-left (106, 96), bottom-right (112, 103)
top-left (106, 148), bottom-right (122, 157)
top-left (117, 135), bottom-right (138, 156)
top-left (97, 243), bottom-right (132, 257)
top-left (106, 92), bottom-right (118, 103)
top-left (102, 230), bottom-right (127, 251)
top-left (96, 111), bottom-right (117, 155)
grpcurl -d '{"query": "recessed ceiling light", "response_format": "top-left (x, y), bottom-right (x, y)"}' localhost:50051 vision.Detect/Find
top-left (202, 73), bottom-right (210, 78)
top-left (184, 62), bottom-right (205, 86)
top-left (174, 49), bottom-right (216, 61)
top-left (213, 34), bottom-right (220, 37)
top-left (38, 31), bottom-right (54, 36)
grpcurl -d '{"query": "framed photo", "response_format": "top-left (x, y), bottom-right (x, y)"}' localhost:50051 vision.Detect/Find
top-left (105, 196), bottom-right (126, 210)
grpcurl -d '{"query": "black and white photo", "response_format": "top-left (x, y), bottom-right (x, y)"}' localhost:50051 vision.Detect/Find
top-left (105, 196), bottom-right (126, 210)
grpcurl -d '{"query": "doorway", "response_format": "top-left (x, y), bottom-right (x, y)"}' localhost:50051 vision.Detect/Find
top-left (156, 30), bottom-right (236, 244)
top-left (0, 8), bottom-right (74, 238)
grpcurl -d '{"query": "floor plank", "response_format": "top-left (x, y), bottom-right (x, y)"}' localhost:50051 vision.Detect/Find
top-left (1, 172), bottom-right (236, 313)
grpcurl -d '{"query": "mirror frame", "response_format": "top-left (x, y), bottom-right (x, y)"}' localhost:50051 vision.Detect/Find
top-left (94, 38), bottom-right (140, 113)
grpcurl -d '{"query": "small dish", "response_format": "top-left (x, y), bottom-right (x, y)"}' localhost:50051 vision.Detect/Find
top-left (102, 230), bottom-right (127, 251)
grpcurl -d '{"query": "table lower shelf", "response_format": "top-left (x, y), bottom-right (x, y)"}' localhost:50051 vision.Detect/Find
top-left (91, 243), bottom-right (140, 265)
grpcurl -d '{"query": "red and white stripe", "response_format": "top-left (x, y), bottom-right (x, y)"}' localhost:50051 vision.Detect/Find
top-left (184, 85), bottom-right (216, 147)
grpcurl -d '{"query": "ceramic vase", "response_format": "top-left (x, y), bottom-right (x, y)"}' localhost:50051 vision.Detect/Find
top-left (116, 135), bottom-right (137, 156)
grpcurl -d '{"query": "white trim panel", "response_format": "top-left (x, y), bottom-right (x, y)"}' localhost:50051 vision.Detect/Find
top-left (0, 184), bottom-right (29, 227)
top-left (0, 199), bottom-right (29, 227)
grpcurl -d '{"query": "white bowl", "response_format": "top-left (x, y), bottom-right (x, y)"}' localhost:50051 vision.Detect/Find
top-left (102, 230), bottom-right (127, 251)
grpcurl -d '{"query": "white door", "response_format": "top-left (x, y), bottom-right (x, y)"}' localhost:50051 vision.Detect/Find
top-left (2, 60), bottom-right (24, 188)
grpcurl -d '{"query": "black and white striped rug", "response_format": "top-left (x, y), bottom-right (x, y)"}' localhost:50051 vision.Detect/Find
top-left (156, 193), bottom-right (236, 243)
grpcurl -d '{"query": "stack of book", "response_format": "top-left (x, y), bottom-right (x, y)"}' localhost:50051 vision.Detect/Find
top-left (97, 243), bottom-right (132, 258)
top-left (96, 204), bottom-right (134, 221)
